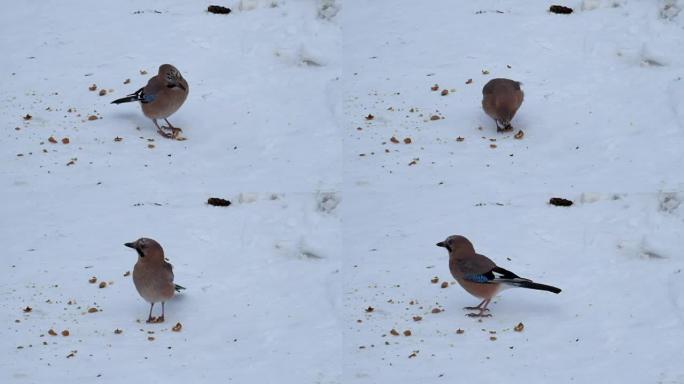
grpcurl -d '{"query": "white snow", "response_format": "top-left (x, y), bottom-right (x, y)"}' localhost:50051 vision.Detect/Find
top-left (2, 0), bottom-right (684, 383)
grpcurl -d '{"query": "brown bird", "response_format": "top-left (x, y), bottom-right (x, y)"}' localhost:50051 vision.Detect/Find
top-left (124, 238), bottom-right (185, 323)
top-left (481, 78), bottom-right (524, 132)
top-left (112, 64), bottom-right (189, 139)
top-left (436, 235), bottom-right (560, 317)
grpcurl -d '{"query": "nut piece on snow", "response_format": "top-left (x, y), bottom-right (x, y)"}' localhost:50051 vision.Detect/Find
top-left (87, 307), bottom-right (98, 313)
top-left (390, 136), bottom-right (399, 144)
top-left (140, 70), bottom-right (148, 75)
top-left (549, 5), bottom-right (573, 14)
top-left (514, 322), bottom-right (524, 332)
top-left (440, 281), bottom-right (449, 288)
top-left (465, 79), bottom-right (473, 84)
top-left (61, 137), bottom-right (70, 144)
top-left (403, 137), bottom-right (412, 144)
top-left (61, 330), bottom-right (69, 337)
top-left (413, 316), bottom-right (422, 321)
top-left (403, 330), bottom-right (412, 336)
top-left (430, 277), bottom-right (439, 284)
top-left (88, 115), bottom-right (98, 121)
top-left (365, 114), bottom-right (374, 120)
top-left (23, 306), bottom-right (32, 313)
top-left (207, 197), bottom-right (232, 207)
top-left (431, 84), bottom-right (439, 91)
top-left (99, 281), bottom-right (107, 289)
top-left (114, 329), bottom-right (123, 334)
top-left (98, 89), bottom-right (107, 96)
top-left (89, 84), bottom-right (97, 91)
top-left (441, 89), bottom-right (449, 96)
top-left (430, 115), bottom-right (440, 121)
top-left (23, 114), bottom-right (32, 120)
top-left (549, 197), bottom-right (573, 206)
top-left (48, 329), bottom-right (58, 336)
top-left (431, 308), bottom-right (442, 314)
top-left (365, 306), bottom-right (374, 313)
top-left (88, 277), bottom-right (97, 284)
top-left (172, 322), bottom-right (182, 332)
top-left (456, 136), bottom-right (465, 142)
top-left (456, 328), bottom-right (465, 334)
top-left (208, 5), bottom-right (232, 14)
top-left (514, 130), bottom-right (524, 140)
top-left (123, 79), bottom-right (131, 84)
top-left (389, 329), bottom-right (400, 336)
top-left (48, 136), bottom-right (58, 144)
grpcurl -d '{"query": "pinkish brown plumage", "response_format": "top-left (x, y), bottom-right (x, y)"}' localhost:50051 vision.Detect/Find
top-left (124, 237), bottom-right (184, 323)
top-left (482, 78), bottom-right (524, 132)
top-left (112, 64), bottom-right (189, 139)
top-left (437, 235), bottom-right (560, 317)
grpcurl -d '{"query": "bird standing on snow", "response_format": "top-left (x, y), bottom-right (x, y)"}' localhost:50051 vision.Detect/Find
top-left (436, 235), bottom-right (560, 317)
top-left (482, 78), bottom-right (524, 132)
top-left (111, 64), bottom-right (189, 139)
top-left (124, 238), bottom-right (185, 323)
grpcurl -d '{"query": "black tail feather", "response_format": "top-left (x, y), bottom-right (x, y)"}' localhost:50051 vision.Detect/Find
top-left (111, 95), bottom-right (139, 104)
top-left (111, 87), bottom-right (144, 104)
top-left (514, 281), bottom-right (561, 294)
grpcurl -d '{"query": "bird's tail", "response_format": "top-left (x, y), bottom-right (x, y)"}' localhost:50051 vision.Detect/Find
top-left (511, 280), bottom-right (561, 294)
top-left (111, 95), bottom-right (138, 104)
top-left (174, 284), bottom-right (186, 292)
top-left (111, 87), bottom-right (144, 104)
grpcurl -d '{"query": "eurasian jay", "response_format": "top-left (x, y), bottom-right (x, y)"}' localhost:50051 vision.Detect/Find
top-left (112, 64), bottom-right (189, 139)
top-left (436, 235), bottom-right (560, 317)
top-left (124, 238), bottom-right (185, 323)
top-left (482, 78), bottom-right (524, 132)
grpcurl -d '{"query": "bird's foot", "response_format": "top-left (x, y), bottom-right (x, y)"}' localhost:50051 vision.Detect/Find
top-left (466, 312), bottom-right (492, 318)
top-left (156, 128), bottom-right (174, 139)
top-left (146, 316), bottom-right (165, 323)
top-left (463, 306), bottom-right (489, 311)
top-left (158, 126), bottom-right (184, 140)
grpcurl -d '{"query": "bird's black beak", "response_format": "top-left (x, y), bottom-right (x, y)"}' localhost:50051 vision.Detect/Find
top-left (125, 242), bottom-right (144, 257)
top-left (436, 241), bottom-right (446, 248)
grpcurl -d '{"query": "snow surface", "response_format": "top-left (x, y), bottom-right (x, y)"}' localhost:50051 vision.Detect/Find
top-left (2, 0), bottom-right (684, 383)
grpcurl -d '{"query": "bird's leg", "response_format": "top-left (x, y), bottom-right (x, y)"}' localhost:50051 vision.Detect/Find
top-left (466, 299), bottom-right (493, 318)
top-left (463, 299), bottom-right (489, 311)
top-left (162, 118), bottom-right (182, 139)
top-left (153, 119), bottom-right (173, 139)
top-left (146, 303), bottom-right (155, 323)
top-left (157, 302), bottom-right (165, 323)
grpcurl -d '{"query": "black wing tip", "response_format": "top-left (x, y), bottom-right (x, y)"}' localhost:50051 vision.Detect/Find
top-left (174, 284), bottom-right (186, 291)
